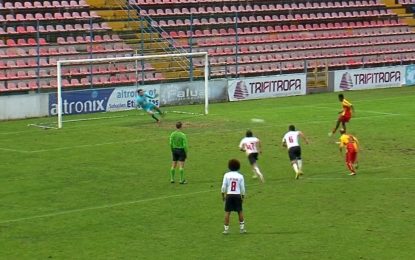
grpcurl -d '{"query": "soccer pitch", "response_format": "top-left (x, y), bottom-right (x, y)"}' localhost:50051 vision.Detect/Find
top-left (0, 87), bottom-right (414, 259)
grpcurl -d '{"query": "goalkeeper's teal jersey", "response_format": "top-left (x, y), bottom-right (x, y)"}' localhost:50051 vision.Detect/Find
top-left (169, 130), bottom-right (188, 153)
top-left (136, 93), bottom-right (154, 109)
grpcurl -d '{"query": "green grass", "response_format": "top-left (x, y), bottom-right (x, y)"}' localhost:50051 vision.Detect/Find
top-left (1, 87), bottom-right (415, 259)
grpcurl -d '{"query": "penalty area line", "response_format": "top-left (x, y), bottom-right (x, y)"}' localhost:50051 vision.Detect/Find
top-left (0, 147), bottom-right (31, 153)
top-left (0, 189), bottom-right (215, 224)
top-left (0, 183), bottom-right (260, 225)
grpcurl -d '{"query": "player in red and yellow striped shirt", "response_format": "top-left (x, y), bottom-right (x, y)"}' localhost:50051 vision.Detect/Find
top-left (339, 129), bottom-right (359, 176)
top-left (329, 94), bottom-right (354, 136)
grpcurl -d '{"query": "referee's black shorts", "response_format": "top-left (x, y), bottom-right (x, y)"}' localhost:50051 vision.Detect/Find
top-left (172, 148), bottom-right (187, 162)
top-left (224, 194), bottom-right (243, 212)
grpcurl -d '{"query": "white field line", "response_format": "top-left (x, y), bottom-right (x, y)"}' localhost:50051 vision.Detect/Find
top-left (0, 189), bottom-right (215, 224)
top-left (0, 112), bottom-right (400, 154)
top-left (0, 147), bottom-right (30, 153)
top-left (27, 124), bottom-right (58, 130)
top-left (62, 114), bottom-right (135, 123)
top-left (0, 162), bottom-right (413, 224)
top-left (0, 183), bottom-right (260, 225)
top-left (0, 92), bottom-right (412, 136)
top-left (0, 140), bottom-right (142, 154)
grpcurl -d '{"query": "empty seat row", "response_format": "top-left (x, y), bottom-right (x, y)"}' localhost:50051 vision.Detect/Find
top-left (203, 41), bottom-right (415, 59)
top-left (0, 71), bottom-right (163, 90)
top-left (57, 34), bottom-right (121, 44)
top-left (0, 47), bottom-right (78, 58)
top-left (0, 43), bottom-right (133, 58)
top-left (85, 43), bottom-right (133, 53)
top-left (0, 0), bottom-right (88, 10)
top-left (0, 62), bottom-right (154, 82)
top-left (0, 58), bottom-right (55, 68)
top-left (0, 11), bottom-right (99, 22)
top-left (0, 23), bottom-right (110, 36)
top-left (0, 81), bottom-right (37, 91)
top-left (141, 1), bottom-right (381, 16)
top-left (209, 53), bottom-right (415, 77)
top-left (60, 63), bottom-right (153, 76)
top-left (206, 43), bottom-right (415, 66)
top-left (132, 0), bottom-right (247, 5)
top-left (165, 19), bottom-right (402, 40)
top-left (0, 38), bottom-right (48, 47)
top-left (133, 0), bottom-right (380, 6)
top-left (0, 53), bottom-right (134, 70)
top-left (153, 10), bottom-right (393, 27)
top-left (196, 31), bottom-right (415, 48)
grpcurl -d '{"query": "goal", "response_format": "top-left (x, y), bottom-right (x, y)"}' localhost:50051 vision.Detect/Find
top-left (56, 52), bottom-right (209, 129)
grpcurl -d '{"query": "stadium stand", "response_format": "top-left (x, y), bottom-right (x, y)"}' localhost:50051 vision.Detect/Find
top-left (130, 0), bottom-right (415, 78)
top-left (1, 0), bottom-right (415, 93)
top-left (0, 0), bottom-right (170, 93)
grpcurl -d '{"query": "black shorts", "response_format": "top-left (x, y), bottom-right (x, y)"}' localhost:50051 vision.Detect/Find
top-left (224, 194), bottom-right (243, 212)
top-left (172, 148), bottom-right (187, 162)
top-left (288, 146), bottom-right (301, 161)
top-left (247, 153), bottom-right (259, 165)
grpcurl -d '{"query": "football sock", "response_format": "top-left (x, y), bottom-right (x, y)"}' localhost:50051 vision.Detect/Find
top-left (254, 166), bottom-right (264, 182)
top-left (151, 115), bottom-right (159, 122)
top-left (346, 162), bottom-right (355, 173)
top-left (170, 168), bottom-right (175, 181)
top-left (239, 221), bottom-right (245, 230)
top-left (292, 163), bottom-right (299, 174)
top-left (224, 225), bottom-right (229, 231)
top-left (297, 160), bottom-right (303, 172)
top-left (179, 168), bottom-right (184, 181)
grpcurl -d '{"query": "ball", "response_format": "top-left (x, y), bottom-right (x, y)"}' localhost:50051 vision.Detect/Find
top-left (251, 118), bottom-right (265, 123)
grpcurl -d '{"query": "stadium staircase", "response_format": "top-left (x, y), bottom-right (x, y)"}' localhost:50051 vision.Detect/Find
top-left (381, 0), bottom-right (415, 26)
top-left (84, 0), bottom-right (202, 81)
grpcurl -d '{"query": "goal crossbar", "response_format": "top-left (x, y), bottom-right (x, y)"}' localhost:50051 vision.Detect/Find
top-left (56, 52), bottom-right (209, 129)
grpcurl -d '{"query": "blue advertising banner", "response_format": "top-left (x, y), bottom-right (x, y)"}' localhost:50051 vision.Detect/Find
top-left (49, 86), bottom-right (160, 116)
top-left (49, 88), bottom-right (114, 116)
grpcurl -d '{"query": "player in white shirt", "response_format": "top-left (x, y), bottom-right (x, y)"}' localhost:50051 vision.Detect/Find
top-left (239, 130), bottom-right (264, 182)
top-left (221, 159), bottom-right (246, 234)
top-left (282, 125), bottom-right (309, 179)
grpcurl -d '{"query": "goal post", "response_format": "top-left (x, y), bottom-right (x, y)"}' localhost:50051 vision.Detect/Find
top-left (56, 52), bottom-right (209, 129)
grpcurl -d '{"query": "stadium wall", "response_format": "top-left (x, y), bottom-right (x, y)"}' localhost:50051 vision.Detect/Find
top-left (0, 93), bottom-right (49, 120)
top-left (1, 65), bottom-right (414, 120)
top-left (0, 79), bottom-right (227, 120)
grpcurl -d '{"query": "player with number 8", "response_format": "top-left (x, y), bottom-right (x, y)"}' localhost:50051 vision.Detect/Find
top-left (221, 159), bottom-right (246, 235)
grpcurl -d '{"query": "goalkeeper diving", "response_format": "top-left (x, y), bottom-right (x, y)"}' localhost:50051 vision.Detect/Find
top-left (136, 89), bottom-right (164, 123)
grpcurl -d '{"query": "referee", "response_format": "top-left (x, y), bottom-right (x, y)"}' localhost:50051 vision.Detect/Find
top-left (169, 121), bottom-right (188, 184)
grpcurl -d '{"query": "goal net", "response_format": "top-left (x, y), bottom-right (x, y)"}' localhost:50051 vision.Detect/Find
top-left (53, 52), bottom-right (209, 129)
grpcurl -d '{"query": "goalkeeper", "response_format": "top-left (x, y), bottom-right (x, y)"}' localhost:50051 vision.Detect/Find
top-left (136, 89), bottom-right (164, 123)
